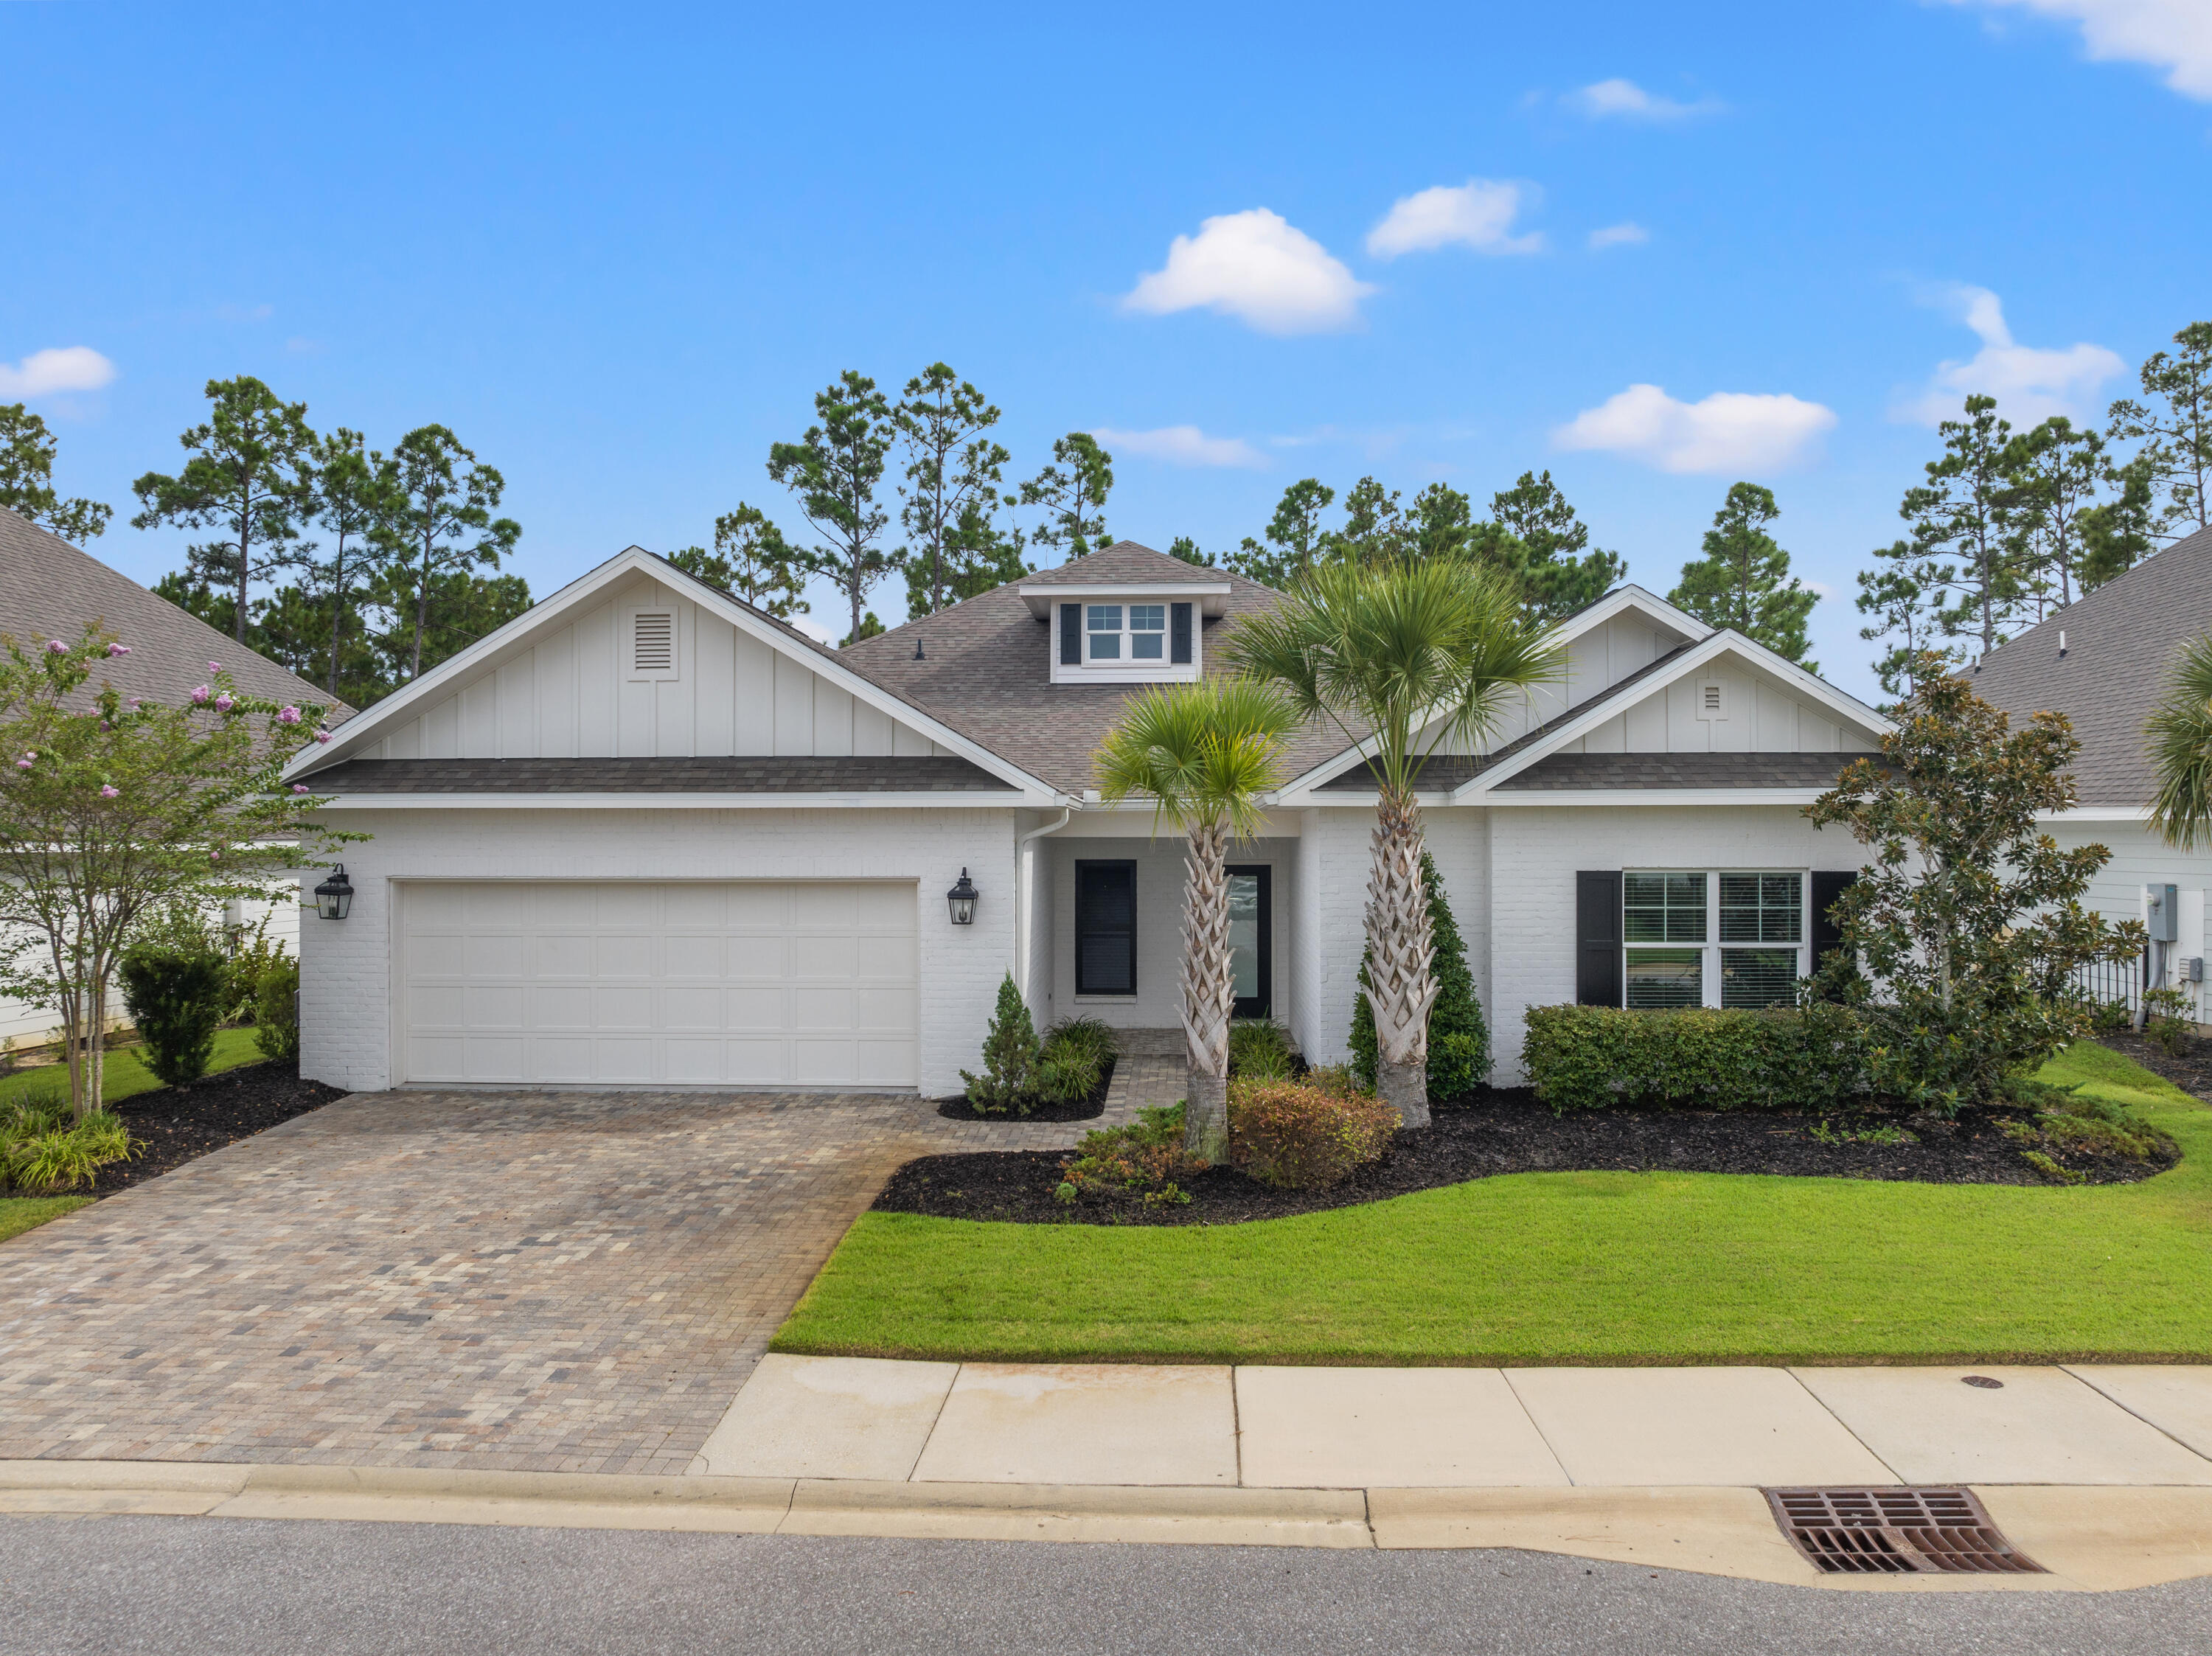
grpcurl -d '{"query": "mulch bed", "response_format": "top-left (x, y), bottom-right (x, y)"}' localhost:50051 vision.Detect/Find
top-left (933, 1057), bottom-right (1116, 1123)
top-left (877, 1058), bottom-right (2181, 1228)
top-left (2096, 1028), bottom-right (2212, 1102)
top-left (88, 1060), bottom-right (349, 1195)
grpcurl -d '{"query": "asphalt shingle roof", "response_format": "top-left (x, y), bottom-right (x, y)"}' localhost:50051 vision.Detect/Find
top-left (0, 506), bottom-right (352, 720)
top-left (302, 756), bottom-right (1012, 793)
top-left (1969, 525), bottom-right (2212, 806)
top-left (1494, 752), bottom-right (1863, 790)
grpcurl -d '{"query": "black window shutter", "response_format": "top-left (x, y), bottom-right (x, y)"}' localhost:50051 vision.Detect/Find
top-left (1576, 871), bottom-right (1623, 1007)
top-left (1060, 603), bottom-right (1081, 666)
top-left (1811, 871), bottom-right (1857, 975)
top-left (1170, 602), bottom-right (1193, 664)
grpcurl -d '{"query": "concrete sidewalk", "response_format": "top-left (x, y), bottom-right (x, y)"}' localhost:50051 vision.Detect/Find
top-left (11, 1357), bottom-right (2212, 1593)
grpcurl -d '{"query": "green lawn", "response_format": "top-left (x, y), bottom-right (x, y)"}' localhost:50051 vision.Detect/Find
top-left (0, 1028), bottom-right (265, 1246)
top-left (773, 1042), bottom-right (2212, 1365)
top-left (0, 1026), bottom-right (262, 1110)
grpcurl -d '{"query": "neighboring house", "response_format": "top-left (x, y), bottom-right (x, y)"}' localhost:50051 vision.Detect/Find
top-left (282, 540), bottom-right (1890, 1093)
top-left (1972, 524), bottom-right (2212, 1022)
top-left (0, 506), bottom-right (347, 1043)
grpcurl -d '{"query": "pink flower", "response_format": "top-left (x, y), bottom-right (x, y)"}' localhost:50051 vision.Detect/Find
top-left (292, 783), bottom-right (309, 794)
top-left (14, 759), bottom-right (29, 771)
top-left (208, 661), bottom-right (221, 673)
top-left (128, 698), bottom-right (142, 709)
top-left (214, 693), bottom-right (234, 712)
top-left (209, 849), bottom-right (220, 861)
top-left (46, 639), bottom-right (66, 654)
top-left (314, 729), bottom-right (333, 744)
top-left (277, 706), bottom-right (301, 725)
top-left (191, 685), bottom-right (212, 705)
top-left (108, 643), bottom-right (131, 657)
top-left (100, 785), bottom-right (119, 799)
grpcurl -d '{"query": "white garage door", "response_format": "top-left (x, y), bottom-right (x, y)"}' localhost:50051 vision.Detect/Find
top-left (399, 882), bottom-right (918, 1088)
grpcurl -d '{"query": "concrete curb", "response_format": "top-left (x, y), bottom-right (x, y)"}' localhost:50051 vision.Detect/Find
top-left (4, 1461), bottom-right (2211, 1590)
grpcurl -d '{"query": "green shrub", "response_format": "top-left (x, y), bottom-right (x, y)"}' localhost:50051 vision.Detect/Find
top-left (254, 957), bottom-right (301, 1062)
top-left (961, 974), bottom-right (1041, 1115)
top-left (2143, 987), bottom-right (2196, 1057)
top-left (1228, 1020), bottom-right (1294, 1081)
top-left (117, 942), bottom-right (232, 1088)
top-left (1228, 1076), bottom-right (1399, 1189)
top-left (1035, 1015), bottom-right (1116, 1103)
top-left (1351, 850), bottom-right (1489, 1099)
top-left (222, 919), bottom-right (291, 1027)
top-left (0, 1100), bottom-right (136, 1194)
top-left (1520, 1003), bottom-right (1868, 1113)
top-left (1057, 1104), bottom-right (1202, 1206)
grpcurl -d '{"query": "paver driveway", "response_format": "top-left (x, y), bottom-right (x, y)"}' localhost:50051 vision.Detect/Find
top-left (0, 1063), bottom-right (1173, 1475)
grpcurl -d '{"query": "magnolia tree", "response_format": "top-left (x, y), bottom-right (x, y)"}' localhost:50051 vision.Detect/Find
top-left (0, 629), bottom-right (350, 1116)
top-left (1808, 668), bottom-right (2143, 1111)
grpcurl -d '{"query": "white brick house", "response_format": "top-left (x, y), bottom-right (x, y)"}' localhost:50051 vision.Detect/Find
top-left (283, 541), bottom-right (1895, 1093)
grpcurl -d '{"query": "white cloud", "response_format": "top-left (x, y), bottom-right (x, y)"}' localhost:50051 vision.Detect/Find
top-left (1366, 181), bottom-right (1544, 258)
top-left (1123, 209), bottom-right (1374, 335)
top-left (1554, 383), bottom-right (1838, 473)
top-left (789, 615), bottom-right (837, 646)
top-left (1091, 425), bottom-right (1267, 470)
top-left (1941, 1), bottom-right (2212, 100)
top-left (1587, 221), bottom-right (1650, 251)
top-left (1568, 77), bottom-right (1723, 120)
top-left (1896, 284), bottom-right (2125, 425)
top-left (0, 347), bottom-right (117, 399)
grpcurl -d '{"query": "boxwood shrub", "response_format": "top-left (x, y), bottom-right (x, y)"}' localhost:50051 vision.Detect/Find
top-left (1521, 1003), bottom-right (1867, 1113)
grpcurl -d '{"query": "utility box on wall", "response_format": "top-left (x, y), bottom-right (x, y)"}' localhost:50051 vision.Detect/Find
top-left (2147, 883), bottom-right (2180, 944)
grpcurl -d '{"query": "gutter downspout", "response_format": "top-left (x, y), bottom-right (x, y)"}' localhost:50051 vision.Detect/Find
top-left (1015, 806), bottom-right (1074, 1017)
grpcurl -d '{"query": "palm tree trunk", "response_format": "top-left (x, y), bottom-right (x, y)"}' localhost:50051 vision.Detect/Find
top-left (1364, 785), bottom-right (1438, 1127)
top-left (1180, 821), bottom-right (1234, 1161)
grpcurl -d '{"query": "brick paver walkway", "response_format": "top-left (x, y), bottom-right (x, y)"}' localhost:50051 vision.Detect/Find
top-left (0, 1050), bottom-right (1186, 1475)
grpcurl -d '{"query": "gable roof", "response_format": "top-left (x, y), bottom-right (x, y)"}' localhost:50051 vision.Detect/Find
top-left (0, 506), bottom-right (351, 719)
top-left (283, 546), bottom-right (1054, 796)
top-left (1970, 525), bottom-right (2212, 807)
top-left (840, 541), bottom-right (1352, 792)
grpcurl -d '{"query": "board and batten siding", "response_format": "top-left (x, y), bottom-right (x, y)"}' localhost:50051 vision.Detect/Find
top-left (361, 576), bottom-right (947, 762)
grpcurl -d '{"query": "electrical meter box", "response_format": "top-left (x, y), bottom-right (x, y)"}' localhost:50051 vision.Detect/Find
top-left (2147, 883), bottom-right (2180, 943)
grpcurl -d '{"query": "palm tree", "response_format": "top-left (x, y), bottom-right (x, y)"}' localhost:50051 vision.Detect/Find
top-left (1232, 557), bottom-right (1562, 1126)
top-left (1095, 676), bottom-right (1300, 1159)
top-left (2149, 633), bottom-right (2212, 849)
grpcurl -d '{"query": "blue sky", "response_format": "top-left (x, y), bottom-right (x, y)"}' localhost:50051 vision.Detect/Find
top-left (5, 0), bottom-right (2208, 701)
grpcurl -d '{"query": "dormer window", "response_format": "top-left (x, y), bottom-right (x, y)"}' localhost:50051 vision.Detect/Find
top-left (1088, 604), bottom-right (1166, 662)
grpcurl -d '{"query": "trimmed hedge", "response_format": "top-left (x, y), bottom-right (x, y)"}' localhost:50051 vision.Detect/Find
top-left (1522, 1003), bottom-right (1868, 1113)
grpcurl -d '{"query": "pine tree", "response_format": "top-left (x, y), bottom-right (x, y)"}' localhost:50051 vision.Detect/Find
top-left (1669, 481), bottom-right (1818, 668)
top-left (1349, 851), bottom-right (1489, 1101)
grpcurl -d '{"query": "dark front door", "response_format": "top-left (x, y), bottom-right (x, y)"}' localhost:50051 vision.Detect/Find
top-left (1226, 865), bottom-right (1272, 1020)
top-left (1075, 860), bottom-right (1138, 995)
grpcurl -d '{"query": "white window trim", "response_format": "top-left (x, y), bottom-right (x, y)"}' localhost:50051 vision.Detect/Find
top-left (1621, 868), bottom-right (1810, 1010)
top-left (1048, 596), bottom-right (1203, 685)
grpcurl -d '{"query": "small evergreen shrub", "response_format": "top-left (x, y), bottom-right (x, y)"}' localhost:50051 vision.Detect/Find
top-left (1521, 1003), bottom-right (1868, 1113)
top-left (2143, 987), bottom-right (2197, 1057)
top-left (1228, 1020), bottom-right (1294, 1081)
top-left (961, 973), bottom-right (1041, 1114)
top-left (254, 958), bottom-right (302, 1062)
top-left (1228, 1076), bottom-right (1398, 1189)
top-left (1351, 850), bottom-right (1489, 1099)
top-left (117, 942), bottom-right (232, 1088)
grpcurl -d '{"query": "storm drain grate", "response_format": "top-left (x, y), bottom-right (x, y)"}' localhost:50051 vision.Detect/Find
top-left (1765, 1487), bottom-right (2046, 1575)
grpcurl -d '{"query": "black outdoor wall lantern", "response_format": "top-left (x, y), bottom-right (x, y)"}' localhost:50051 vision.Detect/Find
top-left (946, 868), bottom-right (978, 926)
top-left (313, 863), bottom-right (355, 920)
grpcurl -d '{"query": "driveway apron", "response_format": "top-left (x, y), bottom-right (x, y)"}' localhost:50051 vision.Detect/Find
top-left (0, 1083), bottom-right (1147, 1475)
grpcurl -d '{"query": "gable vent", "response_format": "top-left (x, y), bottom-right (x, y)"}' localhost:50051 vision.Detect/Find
top-left (1694, 678), bottom-right (1729, 721)
top-left (628, 609), bottom-right (678, 680)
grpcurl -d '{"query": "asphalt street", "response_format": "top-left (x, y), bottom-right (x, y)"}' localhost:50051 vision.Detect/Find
top-left (1, 1515), bottom-right (2207, 1655)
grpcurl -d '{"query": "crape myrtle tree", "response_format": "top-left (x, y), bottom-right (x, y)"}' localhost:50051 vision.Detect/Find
top-left (0, 404), bottom-right (113, 542)
top-left (384, 424), bottom-right (522, 683)
top-left (1807, 667), bottom-right (2142, 1113)
top-left (1094, 676), bottom-right (1299, 1161)
top-left (1669, 481), bottom-right (1818, 667)
top-left (1020, 432), bottom-right (1113, 563)
top-left (1236, 557), bottom-right (1560, 1125)
top-left (131, 376), bottom-right (316, 646)
top-left (0, 628), bottom-right (350, 1116)
top-left (769, 371), bottom-right (900, 646)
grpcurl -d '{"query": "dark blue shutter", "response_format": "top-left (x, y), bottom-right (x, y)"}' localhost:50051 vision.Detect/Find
top-left (1060, 603), bottom-right (1081, 665)
top-left (1576, 871), bottom-right (1622, 1006)
top-left (1170, 602), bottom-right (1193, 664)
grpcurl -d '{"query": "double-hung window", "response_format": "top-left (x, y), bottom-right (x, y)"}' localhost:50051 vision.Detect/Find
top-left (1087, 603), bottom-right (1166, 662)
top-left (1622, 871), bottom-right (1806, 1010)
